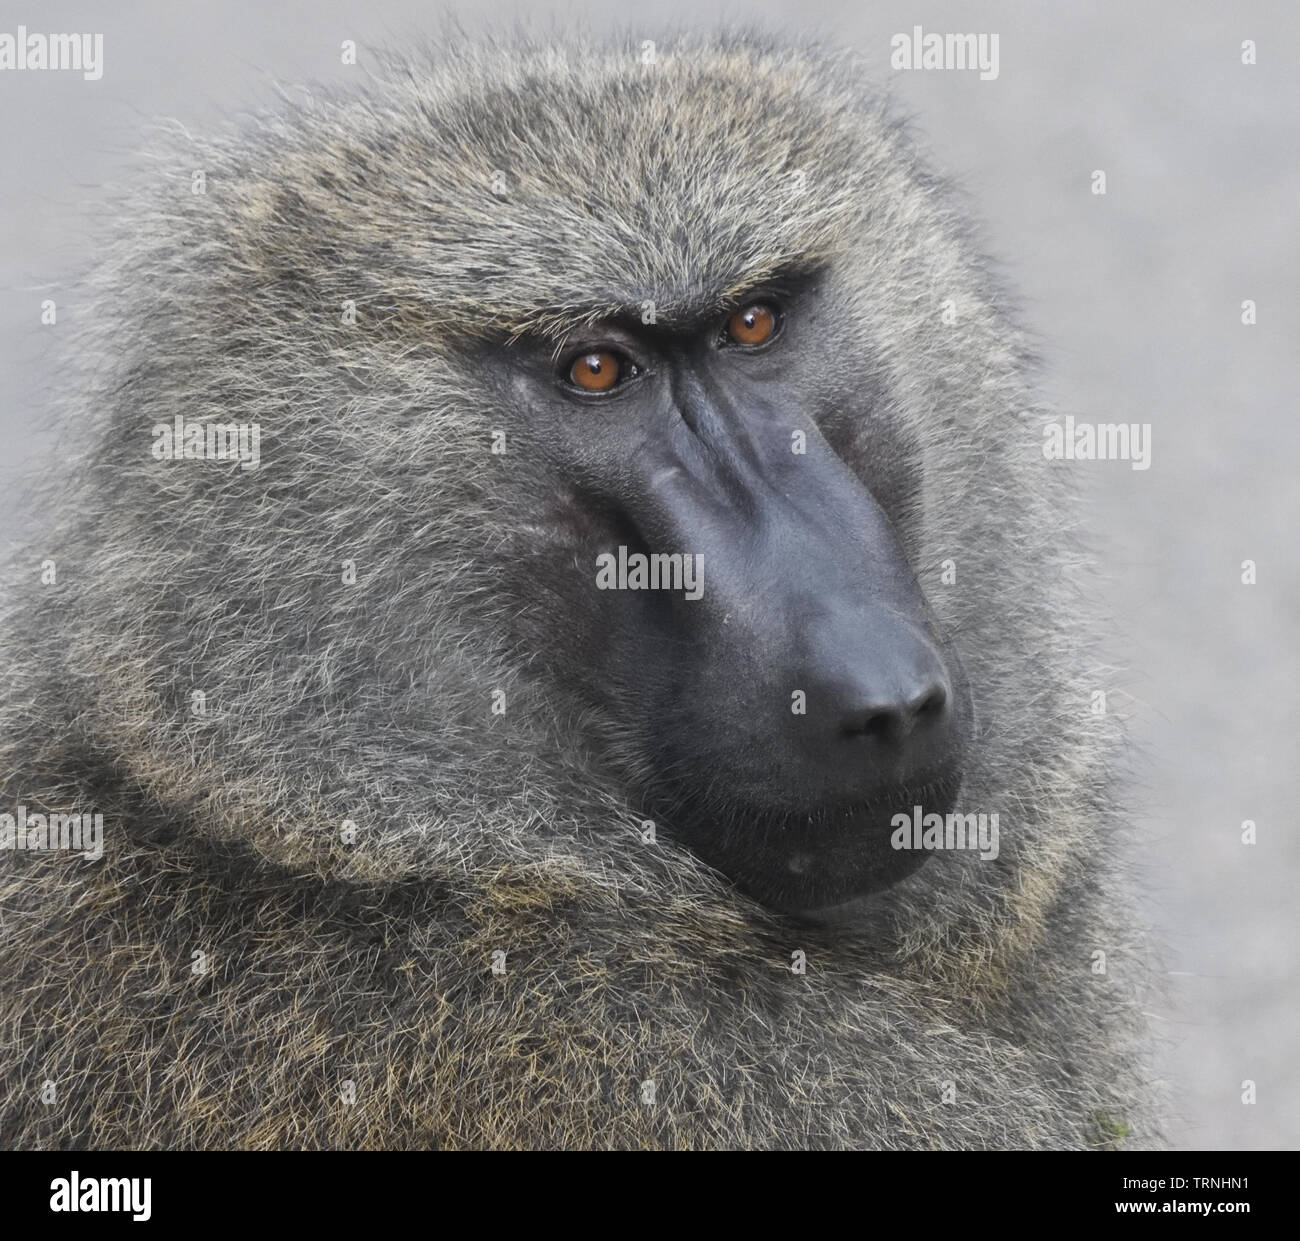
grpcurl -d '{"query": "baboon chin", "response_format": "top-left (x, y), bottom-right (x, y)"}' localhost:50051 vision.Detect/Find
top-left (663, 786), bottom-right (962, 918)
top-left (0, 34), bottom-right (1159, 1150)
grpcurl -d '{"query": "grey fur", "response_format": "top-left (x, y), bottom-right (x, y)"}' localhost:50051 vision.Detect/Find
top-left (0, 34), bottom-right (1158, 1149)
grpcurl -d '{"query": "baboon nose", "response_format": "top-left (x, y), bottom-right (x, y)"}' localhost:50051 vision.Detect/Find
top-left (839, 682), bottom-right (950, 742)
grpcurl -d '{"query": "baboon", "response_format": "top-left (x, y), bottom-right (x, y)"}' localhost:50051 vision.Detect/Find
top-left (0, 35), bottom-right (1158, 1150)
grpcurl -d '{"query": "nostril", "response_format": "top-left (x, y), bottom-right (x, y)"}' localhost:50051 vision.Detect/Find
top-left (911, 684), bottom-right (948, 722)
top-left (841, 704), bottom-right (906, 740)
top-left (839, 683), bottom-right (949, 740)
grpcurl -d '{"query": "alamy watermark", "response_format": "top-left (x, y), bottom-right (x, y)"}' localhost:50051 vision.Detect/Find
top-left (595, 545), bottom-right (703, 600)
top-left (152, 415), bottom-right (262, 471)
top-left (0, 806), bottom-right (103, 860)
top-left (891, 805), bottom-right (1000, 860)
top-left (890, 27), bottom-right (999, 81)
top-left (0, 27), bottom-right (103, 80)
top-left (50, 1172), bottom-right (151, 1222)
top-left (1043, 415), bottom-right (1152, 470)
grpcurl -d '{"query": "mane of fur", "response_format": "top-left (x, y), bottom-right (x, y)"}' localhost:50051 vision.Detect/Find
top-left (0, 33), bottom-right (1158, 1150)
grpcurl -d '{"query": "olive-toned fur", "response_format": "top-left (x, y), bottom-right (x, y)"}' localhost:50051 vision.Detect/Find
top-left (0, 35), bottom-right (1158, 1149)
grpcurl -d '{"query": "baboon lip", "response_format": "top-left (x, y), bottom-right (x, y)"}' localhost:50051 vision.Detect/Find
top-left (729, 772), bottom-right (964, 838)
top-left (662, 772), bottom-right (965, 919)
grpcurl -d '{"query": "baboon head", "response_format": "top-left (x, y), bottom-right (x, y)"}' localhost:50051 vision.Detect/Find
top-left (0, 30), bottom-right (1155, 1158)
top-left (65, 37), bottom-right (1071, 929)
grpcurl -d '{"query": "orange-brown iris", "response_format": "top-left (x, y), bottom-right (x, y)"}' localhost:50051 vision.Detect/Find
top-left (570, 351), bottom-right (620, 391)
top-left (727, 303), bottom-right (777, 346)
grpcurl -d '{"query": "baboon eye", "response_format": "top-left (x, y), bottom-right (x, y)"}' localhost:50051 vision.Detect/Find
top-left (566, 350), bottom-right (637, 393)
top-left (725, 302), bottom-right (780, 347)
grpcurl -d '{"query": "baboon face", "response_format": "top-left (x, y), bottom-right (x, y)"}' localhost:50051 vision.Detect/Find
top-left (500, 274), bottom-right (974, 918)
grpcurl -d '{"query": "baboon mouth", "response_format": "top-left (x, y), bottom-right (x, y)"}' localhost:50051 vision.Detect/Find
top-left (663, 774), bottom-right (965, 919)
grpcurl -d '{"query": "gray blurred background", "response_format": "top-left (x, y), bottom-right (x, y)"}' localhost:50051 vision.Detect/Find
top-left (1, 1), bottom-right (1295, 1150)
